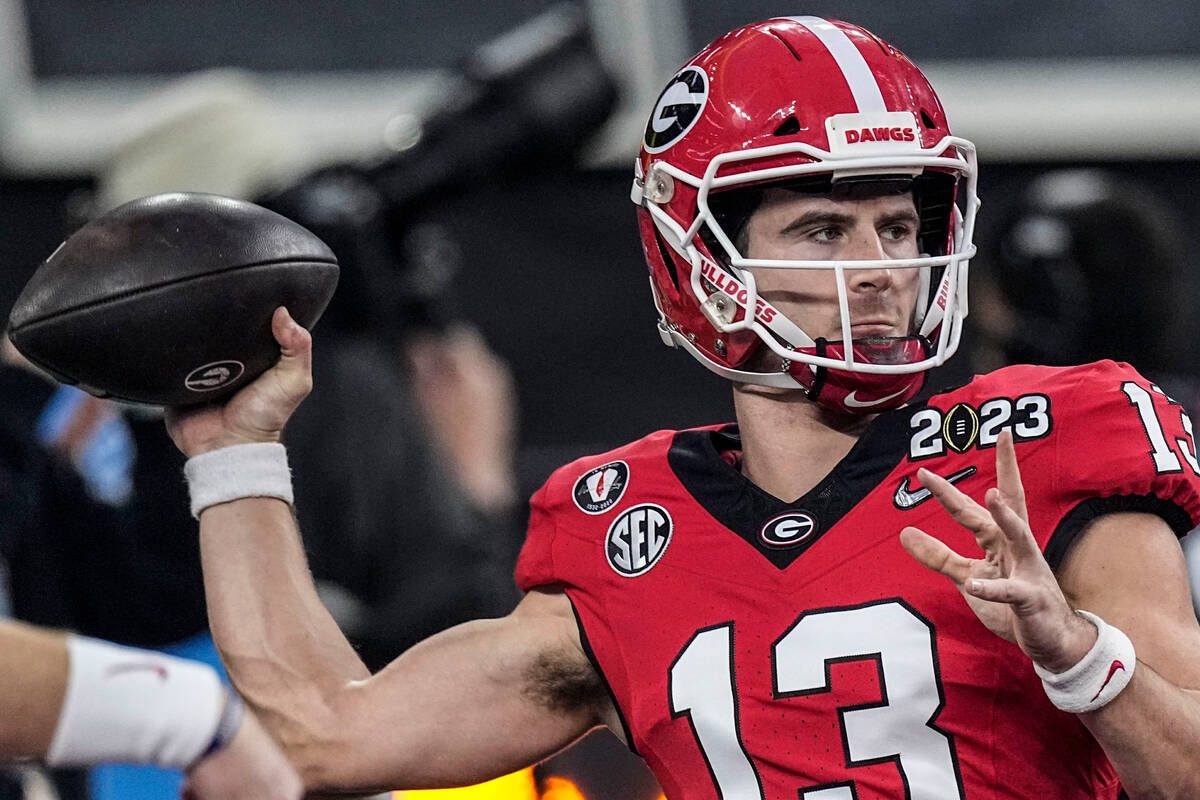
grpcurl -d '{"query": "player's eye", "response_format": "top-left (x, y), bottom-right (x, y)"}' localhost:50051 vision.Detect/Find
top-left (810, 226), bottom-right (842, 243)
top-left (880, 223), bottom-right (915, 241)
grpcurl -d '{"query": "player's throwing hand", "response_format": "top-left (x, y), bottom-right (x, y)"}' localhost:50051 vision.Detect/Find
top-left (900, 431), bottom-right (1098, 673)
top-left (166, 307), bottom-right (313, 458)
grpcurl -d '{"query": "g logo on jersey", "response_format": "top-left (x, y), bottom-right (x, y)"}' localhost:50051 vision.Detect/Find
top-left (644, 67), bottom-right (708, 153)
top-left (606, 504), bottom-right (672, 577)
top-left (573, 461), bottom-right (629, 514)
top-left (760, 512), bottom-right (817, 548)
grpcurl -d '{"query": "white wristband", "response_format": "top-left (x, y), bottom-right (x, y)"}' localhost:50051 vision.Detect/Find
top-left (1032, 610), bottom-right (1136, 714)
top-left (184, 442), bottom-right (293, 519)
top-left (47, 636), bottom-right (229, 768)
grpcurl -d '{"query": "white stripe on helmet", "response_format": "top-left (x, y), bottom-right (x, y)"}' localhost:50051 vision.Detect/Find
top-left (785, 16), bottom-right (887, 113)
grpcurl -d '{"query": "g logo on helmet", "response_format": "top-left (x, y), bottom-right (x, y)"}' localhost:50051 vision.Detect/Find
top-left (606, 503), bottom-right (673, 577)
top-left (644, 67), bottom-right (708, 153)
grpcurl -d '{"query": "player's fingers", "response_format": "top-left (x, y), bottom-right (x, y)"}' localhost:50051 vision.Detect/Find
top-left (985, 487), bottom-right (1042, 562)
top-left (964, 575), bottom-right (1030, 605)
top-left (271, 307), bottom-right (309, 362)
top-left (269, 307), bottom-right (313, 393)
top-left (271, 307), bottom-right (311, 358)
top-left (994, 431), bottom-right (1029, 523)
top-left (918, 468), bottom-right (1001, 546)
top-left (900, 527), bottom-right (975, 584)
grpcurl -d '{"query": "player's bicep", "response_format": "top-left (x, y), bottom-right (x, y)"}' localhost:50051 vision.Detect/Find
top-left (1057, 511), bottom-right (1200, 690)
top-left (313, 588), bottom-right (607, 792)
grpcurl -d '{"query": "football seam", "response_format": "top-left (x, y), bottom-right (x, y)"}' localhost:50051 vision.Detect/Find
top-left (8, 257), bottom-right (338, 332)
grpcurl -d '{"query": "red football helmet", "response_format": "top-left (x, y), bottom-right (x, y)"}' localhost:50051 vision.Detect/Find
top-left (632, 16), bottom-right (978, 414)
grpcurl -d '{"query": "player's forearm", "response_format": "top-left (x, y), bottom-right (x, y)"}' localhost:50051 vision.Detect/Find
top-left (198, 498), bottom-right (370, 770)
top-left (1080, 665), bottom-right (1200, 798)
top-left (0, 622), bottom-right (249, 774)
top-left (0, 621), bottom-right (68, 758)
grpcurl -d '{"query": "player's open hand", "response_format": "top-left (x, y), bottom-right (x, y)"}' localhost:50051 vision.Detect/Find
top-left (407, 326), bottom-right (517, 513)
top-left (166, 307), bottom-right (313, 458)
top-left (899, 431), bottom-right (1097, 672)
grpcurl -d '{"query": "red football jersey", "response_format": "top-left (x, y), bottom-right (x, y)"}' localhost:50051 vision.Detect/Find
top-left (516, 362), bottom-right (1200, 800)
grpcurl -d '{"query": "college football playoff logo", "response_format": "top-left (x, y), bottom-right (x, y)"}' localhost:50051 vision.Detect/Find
top-left (572, 461), bottom-right (629, 514)
top-left (644, 67), bottom-right (708, 153)
top-left (942, 403), bottom-right (980, 453)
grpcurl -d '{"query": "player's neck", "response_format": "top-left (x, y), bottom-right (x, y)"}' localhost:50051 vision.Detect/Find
top-left (732, 384), bottom-right (872, 503)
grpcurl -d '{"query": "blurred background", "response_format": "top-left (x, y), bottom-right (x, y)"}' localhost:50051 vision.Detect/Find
top-left (5, 0), bottom-right (1200, 461)
top-left (2, 1), bottom-right (1200, 799)
top-left (5, 0), bottom-right (1200, 465)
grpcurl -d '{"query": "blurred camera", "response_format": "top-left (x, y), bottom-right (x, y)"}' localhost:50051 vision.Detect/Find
top-left (259, 3), bottom-right (618, 339)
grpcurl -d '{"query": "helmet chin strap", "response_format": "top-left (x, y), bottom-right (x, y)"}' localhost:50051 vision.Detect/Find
top-left (659, 317), bottom-right (929, 412)
top-left (787, 337), bottom-right (930, 415)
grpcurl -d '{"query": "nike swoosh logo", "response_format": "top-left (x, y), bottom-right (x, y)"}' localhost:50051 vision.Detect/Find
top-left (106, 662), bottom-right (169, 681)
top-left (893, 466), bottom-right (978, 509)
top-left (1090, 659), bottom-right (1127, 702)
top-left (844, 388), bottom-right (910, 409)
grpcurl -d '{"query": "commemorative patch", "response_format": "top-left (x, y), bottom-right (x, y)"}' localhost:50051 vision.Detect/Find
top-left (908, 393), bottom-right (1052, 461)
top-left (606, 503), bottom-right (672, 577)
top-left (573, 460), bottom-right (629, 514)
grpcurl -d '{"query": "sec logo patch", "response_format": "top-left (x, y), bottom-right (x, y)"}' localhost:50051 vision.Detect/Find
top-left (606, 504), bottom-right (672, 577)
top-left (573, 461), bottom-right (629, 514)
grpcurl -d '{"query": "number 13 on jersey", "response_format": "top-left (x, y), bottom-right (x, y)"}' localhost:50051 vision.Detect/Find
top-left (669, 599), bottom-right (965, 800)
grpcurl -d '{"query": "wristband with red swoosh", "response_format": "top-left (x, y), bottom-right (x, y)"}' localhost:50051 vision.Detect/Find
top-left (1032, 610), bottom-right (1136, 714)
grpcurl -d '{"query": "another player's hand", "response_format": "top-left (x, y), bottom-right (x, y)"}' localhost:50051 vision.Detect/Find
top-left (166, 307), bottom-right (313, 458)
top-left (407, 326), bottom-right (517, 513)
top-left (899, 431), bottom-right (1098, 672)
top-left (183, 707), bottom-right (303, 800)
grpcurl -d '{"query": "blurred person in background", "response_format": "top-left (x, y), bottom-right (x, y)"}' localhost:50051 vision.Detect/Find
top-left (972, 168), bottom-right (1196, 393)
top-left (970, 167), bottom-right (1200, 621)
top-left (0, 68), bottom-right (522, 799)
top-left (166, 16), bottom-right (1200, 800)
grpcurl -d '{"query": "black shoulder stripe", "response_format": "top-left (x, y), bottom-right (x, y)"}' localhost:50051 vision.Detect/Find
top-left (566, 594), bottom-right (639, 756)
top-left (1045, 493), bottom-right (1196, 571)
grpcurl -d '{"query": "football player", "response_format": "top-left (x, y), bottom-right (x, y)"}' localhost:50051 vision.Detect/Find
top-left (166, 17), bottom-right (1200, 800)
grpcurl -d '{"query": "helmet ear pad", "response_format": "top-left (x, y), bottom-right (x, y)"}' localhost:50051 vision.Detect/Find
top-left (639, 207), bottom-right (761, 370)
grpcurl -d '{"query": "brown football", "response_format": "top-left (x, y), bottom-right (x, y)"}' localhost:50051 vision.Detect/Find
top-left (7, 192), bottom-right (339, 406)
